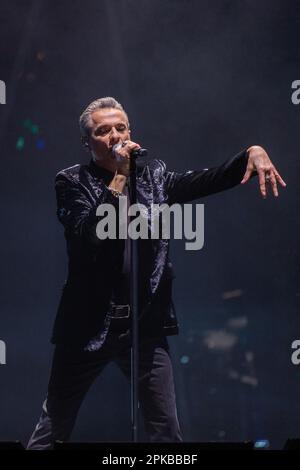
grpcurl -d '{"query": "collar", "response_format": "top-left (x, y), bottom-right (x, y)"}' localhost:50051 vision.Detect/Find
top-left (88, 158), bottom-right (115, 185)
top-left (88, 157), bottom-right (146, 185)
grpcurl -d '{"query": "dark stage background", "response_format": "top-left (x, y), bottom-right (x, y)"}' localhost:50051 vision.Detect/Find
top-left (0, 0), bottom-right (299, 449)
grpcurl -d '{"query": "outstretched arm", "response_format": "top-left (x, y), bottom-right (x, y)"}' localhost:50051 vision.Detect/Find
top-left (163, 149), bottom-right (248, 204)
top-left (163, 146), bottom-right (286, 204)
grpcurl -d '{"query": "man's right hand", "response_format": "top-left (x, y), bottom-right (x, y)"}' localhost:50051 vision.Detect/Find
top-left (113, 139), bottom-right (141, 177)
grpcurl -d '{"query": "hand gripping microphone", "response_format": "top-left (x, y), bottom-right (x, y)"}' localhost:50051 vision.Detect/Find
top-left (112, 142), bottom-right (148, 161)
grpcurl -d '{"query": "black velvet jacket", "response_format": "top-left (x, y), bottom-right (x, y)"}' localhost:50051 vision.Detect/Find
top-left (51, 150), bottom-right (249, 348)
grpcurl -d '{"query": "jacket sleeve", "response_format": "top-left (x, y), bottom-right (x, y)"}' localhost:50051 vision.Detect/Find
top-left (162, 149), bottom-right (253, 204)
top-left (55, 172), bottom-right (120, 246)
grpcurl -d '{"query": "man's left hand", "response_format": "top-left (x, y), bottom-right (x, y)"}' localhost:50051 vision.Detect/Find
top-left (241, 145), bottom-right (286, 198)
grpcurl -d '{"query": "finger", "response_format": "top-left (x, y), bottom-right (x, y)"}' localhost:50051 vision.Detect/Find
top-left (258, 170), bottom-right (267, 198)
top-left (115, 148), bottom-right (130, 162)
top-left (273, 168), bottom-right (287, 187)
top-left (124, 140), bottom-right (140, 149)
top-left (269, 171), bottom-right (278, 197)
top-left (128, 142), bottom-right (141, 151)
top-left (241, 168), bottom-right (253, 184)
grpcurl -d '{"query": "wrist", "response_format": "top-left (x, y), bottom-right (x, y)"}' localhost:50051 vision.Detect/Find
top-left (109, 173), bottom-right (127, 193)
top-left (108, 187), bottom-right (123, 198)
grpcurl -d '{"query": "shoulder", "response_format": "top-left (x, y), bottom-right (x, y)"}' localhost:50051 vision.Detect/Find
top-left (55, 163), bottom-right (87, 184)
top-left (148, 159), bottom-right (166, 173)
top-left (145, 159), bottom-right (167, 182)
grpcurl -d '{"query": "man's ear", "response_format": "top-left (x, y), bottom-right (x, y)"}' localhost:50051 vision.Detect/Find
top-left (81, 136), bottom-right (90, 152)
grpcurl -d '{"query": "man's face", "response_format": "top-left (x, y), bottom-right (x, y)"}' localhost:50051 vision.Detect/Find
top-left (87, 108), bottom-right (130, 168)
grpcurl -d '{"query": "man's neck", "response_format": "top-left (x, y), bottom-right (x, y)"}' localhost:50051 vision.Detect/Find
top-left (92, 155), bottom-right (116, 175)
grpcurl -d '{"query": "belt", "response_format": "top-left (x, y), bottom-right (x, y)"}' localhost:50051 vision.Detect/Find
top-left (108, 304), bottom-right (131, 319)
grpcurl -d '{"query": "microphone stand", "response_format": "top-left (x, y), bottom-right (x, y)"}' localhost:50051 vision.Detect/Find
top-left (126, 148), bottom-right (148, 442)
top-left (128, 152), bottom-right (139, 442)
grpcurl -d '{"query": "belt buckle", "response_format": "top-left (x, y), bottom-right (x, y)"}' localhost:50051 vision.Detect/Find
top-left (109, 304), bottom-right (131, 319)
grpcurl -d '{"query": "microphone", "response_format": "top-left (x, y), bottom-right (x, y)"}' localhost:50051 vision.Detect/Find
top-left (112, 143), bottom-right (148, 160)
top-left (132, 148), bottom-right (148, 158)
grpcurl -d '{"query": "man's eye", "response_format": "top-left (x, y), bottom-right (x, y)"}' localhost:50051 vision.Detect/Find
top-left (95, 125), bottom-right (126, 136)
top-left (97, 128), bottom-right (109, 135)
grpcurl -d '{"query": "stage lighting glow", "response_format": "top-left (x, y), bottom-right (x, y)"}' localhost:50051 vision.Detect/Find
top-left (23, 119), bottom-right (39, 134)
top-left (18, 119), bottom-right (44, 151)
top-left (180, 355), bottom-right (190, 365)
top-left (36, 51), bottom-right (46, 61)
top-left (16, 137), bottom-right (24, 151)
top-left (254, 439), bottom-right (270, 449)
top-left (31, 125), bottom-right (39, 135)
top-left (36, 138), bottom-right (45, 150)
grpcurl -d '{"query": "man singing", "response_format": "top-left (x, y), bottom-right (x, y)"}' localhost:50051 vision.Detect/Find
top-left (27, 97), bottom-right (285, 449)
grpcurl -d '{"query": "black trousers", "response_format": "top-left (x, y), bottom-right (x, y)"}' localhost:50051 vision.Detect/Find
top-left (27, 332), bottom-right (183, 449)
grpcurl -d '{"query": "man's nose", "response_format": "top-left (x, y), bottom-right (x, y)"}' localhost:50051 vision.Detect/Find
top-left (109, 127), bottom-right (121, 144)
